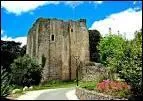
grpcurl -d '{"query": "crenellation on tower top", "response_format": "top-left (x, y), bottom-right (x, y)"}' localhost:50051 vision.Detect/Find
top-left (79, 19), bottom-right (86, 23)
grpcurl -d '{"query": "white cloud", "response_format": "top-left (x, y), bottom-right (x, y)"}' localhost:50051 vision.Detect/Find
top-left (133, 1), bottom-right (137, 5)
top-left (1, 1), bottom-right (60, 15)
top-left (92, 1), bottom-right (103, 4)
top-left (1, 35), bottom-right (27, 47)
top-left (1, 1), bottom-right (103, 15)
top-left (63, 1), bottom-right (84, 8)
top-left (63, 1), bottom-right (103, 8)
top-left (89, 8), bottom-right (142, 40)
top-left (133, 1), bottom-right (142, 5)
top-left (89, 1), bottom-right (103, 8)
top-left (1, 29), bottom-right (4, 35)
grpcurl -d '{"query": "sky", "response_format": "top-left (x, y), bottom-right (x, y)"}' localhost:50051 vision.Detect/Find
top-left (1, 1), bottom-right (142, 46)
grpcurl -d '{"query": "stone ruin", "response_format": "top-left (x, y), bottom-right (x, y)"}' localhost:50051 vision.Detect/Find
top-left (26, 18), bottom-right (100, 82)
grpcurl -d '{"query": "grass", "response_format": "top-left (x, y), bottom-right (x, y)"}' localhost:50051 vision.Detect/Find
top-left (31, 80), bottom-right (76, 90)
top-left (79, 81), bottom-right (97, 90)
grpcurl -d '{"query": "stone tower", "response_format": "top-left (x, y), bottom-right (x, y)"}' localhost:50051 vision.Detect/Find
top-left (26, 18), bottom-right (89, 81)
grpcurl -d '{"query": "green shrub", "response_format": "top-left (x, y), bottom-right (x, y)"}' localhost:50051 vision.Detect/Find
top-left (96, 72), bottom-right (109, 83)
top-left (97, 34), bottom-right (125, 67)
top-left (1, 66), bottom-right (11, 97)
top-left (97, 34), bottom-right (126, 80)
top-left (97, 30), bottom-right (142, 97)
top-left (10, 55), bottom-right (42, 87)
top-left (117, 31), bottom-right (142, 96)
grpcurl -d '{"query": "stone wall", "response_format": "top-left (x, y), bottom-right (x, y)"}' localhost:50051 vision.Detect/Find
top-left (76, 87), bottom-right (127, 100)
top-left (81, 62), bottom-right (107, 81)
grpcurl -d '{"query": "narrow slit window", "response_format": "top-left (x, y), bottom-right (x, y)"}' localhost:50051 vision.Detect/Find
top-left (71, 29), bottom-right (73, 32)
top-left (51, 35), bottom-right (54, 41)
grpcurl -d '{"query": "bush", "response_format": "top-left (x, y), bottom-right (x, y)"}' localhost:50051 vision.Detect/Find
top-left (97, 34), bottom-right (125, 67)
top-left (96, 80), bottom-right (131, 98)
top-left (117, 31), bottom-right (142, 96)
top-left (96, 72), bottom-right (109, 83)
top-left (97, 30), bottom-right (142, 97)
top-left (1, 66), bottom-right (11, 97)
top-left (10, 55), bottom-right (42, 87)
top-left (97, 34), bottom-right (126, 80)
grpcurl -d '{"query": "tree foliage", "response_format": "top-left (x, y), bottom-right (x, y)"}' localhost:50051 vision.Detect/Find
top-left (1, 40), bottom-right (26, 72)
top-left (10, 55), bottom-right (42, 87)
top-left (97, 34), bottom-right (125, 74)
top-left (89, 30), bottom-right (101, 62)
top-left (20, 45), bottom-right (27, 56)
top-left (97, 30), bottom-right (142, 97)
top-left (117, 31), bottom-right (142, 96)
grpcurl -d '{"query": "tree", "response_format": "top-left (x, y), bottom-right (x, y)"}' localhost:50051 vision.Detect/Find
top-left (10, 55), bottom-right (42, 87)
top-left (97, 34), bottom-right (125, 72)
top-left (89, 30), bottom-right (101, 62)
top-left (20, 45), bottom-right (27, 56)
top-left (97, 30), bottom-right (142, 97)
top-left (117, 31), bottom-right (142, 96)
top-left (1, 40), bottom-right (26, 72)
top-left (1, 41), bottom-right (21, 71)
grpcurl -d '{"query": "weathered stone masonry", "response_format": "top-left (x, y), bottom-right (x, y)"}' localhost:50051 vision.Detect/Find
top-left (26, 18), bottom-right (90, 81)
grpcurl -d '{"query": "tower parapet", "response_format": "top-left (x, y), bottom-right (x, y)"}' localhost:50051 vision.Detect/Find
top-left (79, 19), bottom-right (86, 23)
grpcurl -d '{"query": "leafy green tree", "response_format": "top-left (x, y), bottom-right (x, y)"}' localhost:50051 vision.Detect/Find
top-left (20, 45), bottom-right (27, 56)
top-left (98, 30), bottom-right (142, 97)
top-left (89, 30), bottom-right (101, 62)
top-left (97, 34), bottom-right (126, 80)
top-left (98, 34), bottom-right (125, 65)
top-left (117, 31), bottom-right (142, 96)
top-left (10, 55), bottom-right (42, 87)
top-left (1, 41), bottom-right (26, 72)
top-left (1, 41), bottom-right (21, 71)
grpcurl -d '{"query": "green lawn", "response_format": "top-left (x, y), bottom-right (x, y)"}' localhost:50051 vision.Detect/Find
top-left (32, 80), bottom-right (77, 90)
top-left (79, 81), bottom-right (97, 90)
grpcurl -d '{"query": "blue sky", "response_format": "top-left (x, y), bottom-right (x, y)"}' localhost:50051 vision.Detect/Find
top-left (1, 1), bottom-right (142, 46)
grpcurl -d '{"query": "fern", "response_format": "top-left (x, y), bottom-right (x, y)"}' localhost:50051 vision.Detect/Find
top-left (1, 66), bottom-right (11, 97)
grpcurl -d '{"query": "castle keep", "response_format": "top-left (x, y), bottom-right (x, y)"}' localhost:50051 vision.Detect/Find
top-left (26, 18), bottom-right (90, 81)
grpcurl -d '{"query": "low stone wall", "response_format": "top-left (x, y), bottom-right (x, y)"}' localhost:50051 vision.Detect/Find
top-left (81, 62), bottom-right (107, 81)
top-left (76, 87), bottom-right (127, 100)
